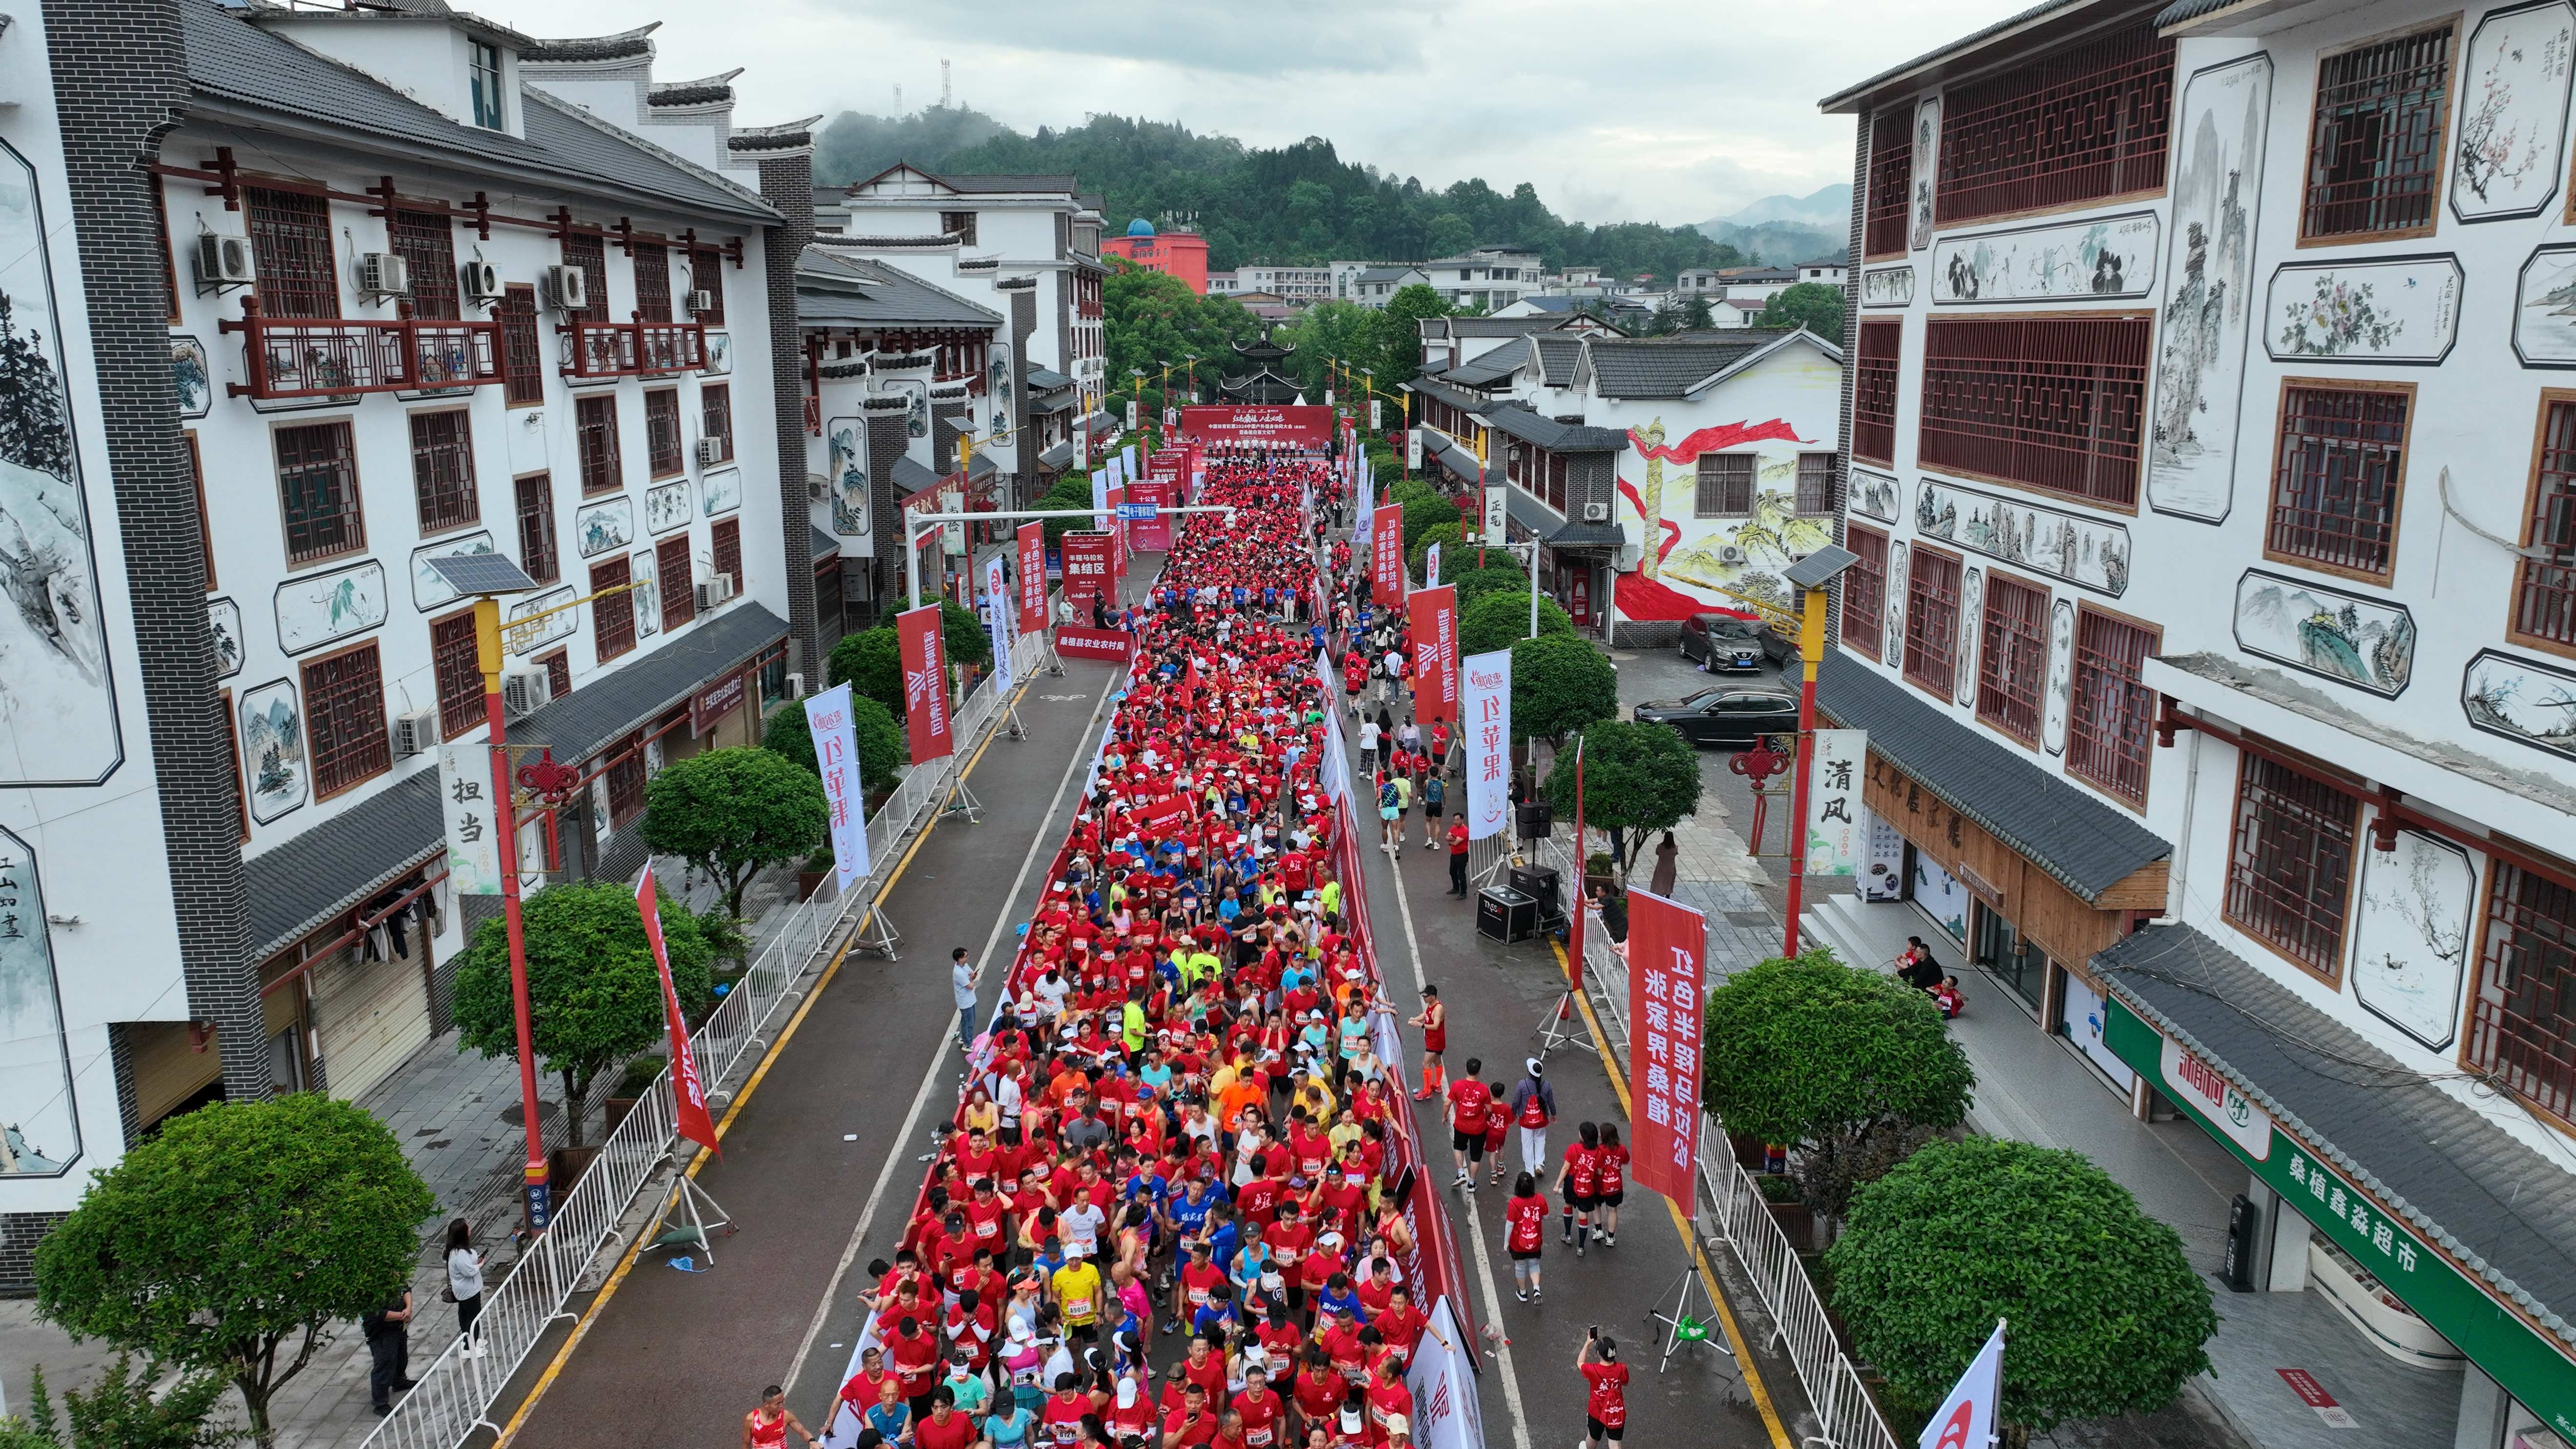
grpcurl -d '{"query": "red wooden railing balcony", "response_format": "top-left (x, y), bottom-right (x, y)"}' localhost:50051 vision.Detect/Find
top-left (220, 297), bottom-right (502, 399)
top-left (804, 394), bottom-right (821, 436)
top-left (560, 314), bottom-right (707, 380)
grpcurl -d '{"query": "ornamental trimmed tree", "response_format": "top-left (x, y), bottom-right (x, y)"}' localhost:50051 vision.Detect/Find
top-left (1409, 522), bottom-right (1463, 582)
top-left (828, 626), bottom-right (904, 717)
top-left (33, 1095), bottom-right (435, 1449)
top-left (1826, 1137), bottom-right (2217, 1439)
top-left (1459, 589), bottom-right (1573, 658)
top-left (1542, 719), bottom-right (1701, 869)
top-left (763, 695), bottom-right (906, 795)
top-left (1448, 563), bottom-right (1531, 612)
top-left (637, 746), bottom-right (830, 919)
top-left (1510, 632), bottom-right (1618, 745)
top-left (1701, 946), bottom-right (1974, 1221)
top-left (451, 879), bottom-right (715, 1147)
top-left (937, 597), bottom-right (993, 669)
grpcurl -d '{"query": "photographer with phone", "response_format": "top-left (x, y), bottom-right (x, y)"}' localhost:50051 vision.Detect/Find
top-left (1576, 1328), bottom-right (1629, 1447)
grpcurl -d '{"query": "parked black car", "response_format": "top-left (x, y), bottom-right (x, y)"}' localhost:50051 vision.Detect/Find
top-left (1678, 612), bottom-right (1792, 671)
top-left (1632, 688), bottom-right (1800, 746)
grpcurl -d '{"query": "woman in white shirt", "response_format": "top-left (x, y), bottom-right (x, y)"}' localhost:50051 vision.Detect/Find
top-left (444, 1218), bottom-right (486, 1357)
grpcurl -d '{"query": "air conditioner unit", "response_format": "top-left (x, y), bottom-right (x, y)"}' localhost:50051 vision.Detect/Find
top-left (357, 251), bottom-right (409, 299)
top-left (391, 706), bottom-right (440, 759)
top-left (460, 260), bottom-right (504, 303)
top-left (544, 263), bottom-right (589, 311)
top-left (195, 233), bottom-right (255, 287)
top-left (1582, 501), bottom-right (1610, 522)
top-left (684, 288), bottom-right (716, 317)
top-left (1717, 544), bottom-right (1749, 565)
top-left (699, 574), bottom-right (738, 610)
top-left (501, 663), bottom-right (552, 718)
top-left (695, 436), bottom-right (729, 466)
top-left (783, 671), bottom-right (806, 701)
top-left (808, 477), bottom-right (827, 503)
top-left (714, 570), bottom-right (737, 604)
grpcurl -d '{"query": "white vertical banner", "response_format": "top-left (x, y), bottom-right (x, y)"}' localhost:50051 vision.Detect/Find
top-left (1354, 467), bottom-right (1375, 550)
top-left (1121, 443), bottom-right (1137, 478)
top-left (1369, 398), bottom-right (1382, 431)
top-left (1803, 728), bottom-right (1868, 877)
top-left (1918, 1321), bottom-right (2005, 1449)
top-left (1090, 469), bottom-right (1109, 531)
top-left (1425, 542), bottom-right (1442, 588)
top-left (982, 554), bottom-right (1014, 693)
top-left (1320, 701), bottom-right (1352, 806)
top-left (1482, 483), bottom-right (1507, 543)
top-left (1461, 648), bottom-right (1511, 840)
top-left (1406, 427), bottom-right (1423, 471)
top-left (438, 745), bottom-right (503, 895)
top-left (803, 683), bottom-right (872, 891)
top-left (1125, 398), bottom-right (1139, 432)
top-left (1859, 807), bottom-right (1908, 902)
top-left (1403, 1298), bottom-right (1485, 1449)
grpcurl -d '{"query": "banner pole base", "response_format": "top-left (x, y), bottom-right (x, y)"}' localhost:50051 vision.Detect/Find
top-left (850, 902), bottom-right (902, 960)
top-left (945, 777), bottom-right (984, 825)
top-left (1645, 1264), bottom-right (1735, 1376)
top-left (652, 1162), bottom-right (737, 1266)
top-left (1532, 985), bottom-right (1596, 1064)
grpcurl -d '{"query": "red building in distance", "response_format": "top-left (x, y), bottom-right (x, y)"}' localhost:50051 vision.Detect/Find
top-left (1101, 218), bottom-right (1208, 293)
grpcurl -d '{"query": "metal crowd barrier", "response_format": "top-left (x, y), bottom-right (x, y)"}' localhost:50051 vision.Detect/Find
top-left (360, 626), bottom-right (1053, 1449)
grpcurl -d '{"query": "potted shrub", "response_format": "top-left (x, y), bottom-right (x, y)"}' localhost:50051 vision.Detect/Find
top-left (603, 1053), bottom-right (665, 1136)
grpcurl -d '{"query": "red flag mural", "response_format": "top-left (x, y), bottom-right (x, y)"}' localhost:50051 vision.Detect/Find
top-left (1015, 521), bottom-right (1047, 634)
top-left (637, 865), bottom-right (721, 1154)
top-left (1371, 502), bottom-right (1404, 606)
top-left (1407, 585), bottom-right (1458, 724)
top-left (897, 603), bottom-right (953, 762)
top-left (1627, 887), bottom-right (1706, 1217)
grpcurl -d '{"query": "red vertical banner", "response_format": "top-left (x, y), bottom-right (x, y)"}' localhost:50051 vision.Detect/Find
top-left (1129, 479), bottom-right (1173, 552)
top-left (637, 865), bottom-right (721, 1154)
top-left (1060, 533), bottom-right (1114, 608)
top-left (897, 603), bottom-right (953, 761)
top-left (1626, 887), bottom-right (1705, 1218)
top-left (1105, 484), bottom-right (1128, 578)
top-left (1406, 585), bottom-right (1458, 723)
top-left (1015, 521), bottom-right (1047, 634)
top-left (1371, 502), bottom-right (1404, 606)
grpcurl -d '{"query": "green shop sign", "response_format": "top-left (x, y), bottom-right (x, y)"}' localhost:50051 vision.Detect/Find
top-left (2105, 997), bottom-right (2576, 1436)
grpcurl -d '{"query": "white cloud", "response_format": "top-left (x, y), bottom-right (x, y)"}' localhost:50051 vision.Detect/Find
top-left (478, 0), bottom-right (2028, 225)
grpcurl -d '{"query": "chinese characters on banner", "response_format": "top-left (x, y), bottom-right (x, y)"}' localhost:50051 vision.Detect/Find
top-left (636, 866), bottom-right (722, 1154)
top-left (1174, 405), bottom-right (1333, 448)
top-left (1482, 485), bottom-right (1508, 544)
top-left (1105, 484), bottom-right (1127, 578)
top-left (1460, 649), bottom-right (1512, 839)
top-left (438, 744), bottom-right (503, 895)
top-left (1089, 469), bottom-right (1109, 531)
top-left (1129, 478), bottom-right (1173, 551)
top-left (1371, 502), bottom-right (1404, 606)
top-left (982, 554), bottom-right (1014, 693)
top-left (1060, 533), bottom-right (1114, 608)
top-left (802, 683), bottom-right (872, 890)
top-left (1627, 886), bottom-right (1705, 1217)
top-left (1406, 428), bottom-right (1423, 472)
top-left (1407, 585), bottom-right (1458, 724)
top-left (1015, 522), bottom-right (1047, 634)
top-left (1369, 398), bottom-right (1382, 432)
top-left (1125, 398), bottom-right (1140, 432)
top-left (896, 603), bottom-right (953, 761)
top-left (1803, 728), bottom-right (1868, 878)
top-left (1424, 541), bottom-right (1441, 588)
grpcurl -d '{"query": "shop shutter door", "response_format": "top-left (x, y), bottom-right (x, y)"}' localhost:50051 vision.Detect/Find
top-left (309, 940), bottom-right (432, 1105)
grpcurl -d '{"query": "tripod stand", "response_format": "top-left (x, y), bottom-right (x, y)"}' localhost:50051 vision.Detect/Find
top-left (1644, 1265), bottom-right (1734, 1374)
top-left (648, 1162), bottom-right (737, 1266)
top-left (851, 901), bottom-right (902, 960)
top-left (1532, 984), bottom-right (1596, 1063)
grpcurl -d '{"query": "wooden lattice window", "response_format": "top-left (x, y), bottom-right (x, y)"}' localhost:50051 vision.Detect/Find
top-left (702, 383), bottom-right (734, 465)
top-left (301, 642), bottom-right (390, 800)
top-left (644, 389), bottom-right (683, 477)
top-left (540, 648), bottom-right (572, 701)
top-left (516, 472), bottom-right (559, 584)
top-left (276, 421), bottom-right (365, 564)
top-left (2301, 22), bottom-right (2454, 243)
top-left (632, 242), bottom-right (672, 323)
top-left (941, 210), bottom-right (980, 246)
top-left (1919, 315), bottom-right (2149, 508)
top-left (245, 186), bottom-right (338, 319)
top-left (711, 516), bottom-right (742, 589)
top-left (430, 608), bottom-right (483, 740)
top-left (500, 284), bottom-right (545, 405)
top-left (1938, 24), bottom-right (2174, 225)
top-left (409, 409), bottom-right (478, 534)
top-left (1695, 454), bottom-right (1754, 518)
top-left (2471, 859), bottom-right (2576, 1124)
top-left (389, 209), bottom-right (460, 320)
top-left (1865, 110), bottom-right (1913, 259)
top-left (1903, 545), bottom-right (1962, 697)
top-left (2513, 395), bottom-right (2576, 653)
top-left (1546, 453), bottom-right (1569, 514)
top-left (590, 556), bottom-right (636, 663)
top-left (563, 233), bottom-right (610, 324)
top-left (690, 247), bottom-right (726, 325)
top-left (2067, 606), bottom-right (2158, 808)
top-left (1853, 320), bottom-right (1902, 466)
top-left (577, 394), bottom-right (623, 494)
top-left (604, 733), bottom-right (648, 828)
top-left (1842, 524), bottom-right (1888, 659)
top-left (2225, 752), bottom-right (2358, 982)
top-left (2267, 381), bottom-right (2410, 582)
top-left (658, 535), bottom-right (696, 631)
top-left (1975, 573), bottom-right (2049, 745)
top-left (1797, 453), bottom-right (1835, 516)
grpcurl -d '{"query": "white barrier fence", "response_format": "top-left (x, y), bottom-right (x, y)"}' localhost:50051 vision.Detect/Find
top-left (1540, 841), bottom-right (1899, 1449)
top-left (360, 626), bottom-right (1054, 1449)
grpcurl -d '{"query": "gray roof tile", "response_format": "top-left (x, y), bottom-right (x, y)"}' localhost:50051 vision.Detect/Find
top-left (812, 523), bottom-right (839, 560)
top-left (1815, 650), bottom-right (2169, 900)
top-left (1443, 339), bottom-right (1532, 387)
top-left (2096, 924), bottom-right (2576, 1354)
top-left (798, 247), bottom-right (1003, 328)
top-left (1444, 316), bottom-right (1584, 338)
top-left (1485, 404), bottom-right (1626, 453)
top-left (1584, 332), bottom-right (1805, 399)
top-left (1531, 335), bottom-right (1586, 385)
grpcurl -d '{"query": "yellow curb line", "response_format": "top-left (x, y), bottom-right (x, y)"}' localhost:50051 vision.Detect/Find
top-left (493, 680), bottom-right (1027, 1446)
top-left (1549, 939), bottom-right (1793, 1449)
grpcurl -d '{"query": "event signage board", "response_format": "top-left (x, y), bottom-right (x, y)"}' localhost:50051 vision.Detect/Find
top-left (1176, 404), bottom-right (1334, 448)
top-left (1408, 585), bottom-right (1459, 724)
top-left (437, 745), bottom-right (503, 896)
top-left (1128, 479), bottom-right (1174, 551)
top-left (1015, 522), bottom-right (1047, 634)
top-left (1105, 484), bottom-right (1127, 578)
top-left (896, 604), bottom-right (953, 761)
top-left (982, 555), bottom-right (1014, 693)
top-left (1628, 886), bottom-right (1705, 1218)
top-left (801, 683), bottom-right (872, 890)
top-left (1054, 626), bottom-right (1133, 663)
top-left (1803, 728), bottom-right (1868, 877)
top-left (1461, 649), bottom-right (1511, 839)
top-left (1060, 532), bottom-right (1115, 608)
top-left (1371, 502), bottom-right (1405, 605)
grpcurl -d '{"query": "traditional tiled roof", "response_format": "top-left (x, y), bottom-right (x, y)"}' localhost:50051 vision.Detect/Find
top-left (1482, 404), bottom-right (1626, 452)
top-left (798, 247), bottom-right (1003, 328)
top-left (1441, 338), bottom-right (1530, 387)
top-left (648, 70), bottom-right (743, 107)
top-left (1582, 331), bottom-right (1814, 399)
top-left (518, 22), bottom-right (658, 63)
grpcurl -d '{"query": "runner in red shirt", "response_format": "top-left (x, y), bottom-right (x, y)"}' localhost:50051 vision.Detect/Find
top-left (1444, 1056), bottom-right (1491, 1188)
top-left (1594, 1122), bottom-right (1630, 1248)
top-left (1481, 1078), bottom-right (1510, 1187)
top-left (1363, 1358), bottom-right (1413, 1446)
top-left (1163, 1382), bottom-right (1222, 1448)
top-left (1291, 1346), bottom-right (1345, 1440)
top-left (913, 1393), bottom-right (976, 1449)
top-left (1233, 1365), bottom-right (1288, 1449)
top-left (1504, 1172), bottom-right (1547, 1303)
top-left (1406, 985), bottom-right (1446, 1102)
top-left (1577, 1331), bottom-right (1630, 1446)
top-left (1553, 1119), bottom-right (1603, 1256)
top-left (1040, 1373), bottom-right (1094, 1446)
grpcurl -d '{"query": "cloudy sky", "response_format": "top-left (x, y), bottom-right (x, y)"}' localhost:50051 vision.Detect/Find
top-left (477, 0), bottom-right (2027, 227)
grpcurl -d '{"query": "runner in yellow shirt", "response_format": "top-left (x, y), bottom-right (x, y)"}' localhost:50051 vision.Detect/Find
top-left (1051, 1254), bottom-right (1105, 1345)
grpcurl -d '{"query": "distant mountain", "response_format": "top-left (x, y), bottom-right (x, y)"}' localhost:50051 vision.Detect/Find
top-left (1694, 185), bottom-right (1851, 266)
top-left (1712, 185), bottom-right (1852, 228)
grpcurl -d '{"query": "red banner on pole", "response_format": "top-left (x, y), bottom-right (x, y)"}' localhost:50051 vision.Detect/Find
top-left (1371, 502), bottom-right (1404, 606)
top-left (1015, 522), bottom-right (1047, 635)
top-left (1407, 585), bottom-right (1458, 724)
top-left (1105, 484), bottom-right (1128, 578)
top-left (1627, 887), bottom-right (1705, 1218)
top-left (1061, 533), bottom-right (1115, 609)
top-left (1129, 479), bottom-right (1173, 552)
top-left (897, 603), bottom-right (953, 762)
top-left (637, 865), bottom-right (721, 1155)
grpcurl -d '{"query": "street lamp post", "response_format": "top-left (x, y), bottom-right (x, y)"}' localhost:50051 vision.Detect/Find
top-left (1775, 546), bottom-right (1860, 958)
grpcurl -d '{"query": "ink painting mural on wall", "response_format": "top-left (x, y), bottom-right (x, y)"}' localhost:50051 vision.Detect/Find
top-left (2148, 53), bottom-right (2272, 524)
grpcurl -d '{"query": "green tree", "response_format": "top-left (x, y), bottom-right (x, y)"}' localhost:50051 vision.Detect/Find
top-left (1040, 476), bottom-right (1100, 550)
top-left (33, 1096), bottom-right (435, 1449)
top-left (1509, 632), bottom-right (1618, 744)
top-left (765, 694), bottom-right (908, 795)
top-left (1399, 492), bottom-right (1456, 554)
top-left (1826, 1138), bottom-right (2217, 1438)
top-left (1103, 258), bottom-right (1260, 388)
top-left (450, 881), bottom-right (715, 1148)
top-left (937, 597), bottom-right (993, 669)
top-left (637, 747), bottom-right (830, 919)
top-left (827, 626), bottom-right (905, 717)
top-left (1409, 522), bottom-right (1463, 582)
top-left (1680, 295), bottom-right (1717, 330)
top-left (1701, 947), bottom-right (1973, 1220)
top-left (1541, 718), bottom-right (1701, 867)
top-left (1448, 562), bottom-right (1531, 612)
top-left (1459, 589), bottom-right (1572, 656)
top-left (9, 1358), bottom-right (241, 1449)
top-left (1756, 282), bottom-right (1845, 342)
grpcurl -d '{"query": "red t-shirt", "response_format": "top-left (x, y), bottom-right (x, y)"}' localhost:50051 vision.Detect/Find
top-left (1292, 1367), bottom-right (1345, 1421)
top-left (1366, 1378), bottom-right (1413, 1436)
top-left (1235, 1389), bottom-right (1286, 1449)
top-left (1506, 1193), bottom-right (1547, 1254)
top-left (1582, 1361), bottom-right (1630, 1427)
top-left (1596, 1144), bottom-right (1629, 1196)
top-left (915, 1410), bottom-right (976, 1449)
top-left (1163, 1407), bottom-right (1220, 1448)
top-left (1563, 1143), bottom-right (1601, 1197)
top-left (1447, 1079), bottom-right (1491, 1134)
top-left (1041, 1391), bottom-right (1092, 1444)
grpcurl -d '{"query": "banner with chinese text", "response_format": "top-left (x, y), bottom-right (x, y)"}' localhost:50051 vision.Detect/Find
top-left (801, 683), bottom-right (872, 890)
top-left (982, 554), bottom-right (1014, 694)
top-left (1371, 502), bottom-right (1404, 605)
top-left (1408, 585), bottom-right (1458, 724)
top-left (1461, 648), bottom-right (1511, 840)
top-left (438, 745), bottom-right (503, 895)
top-left (637, 865), bottom-right (722, 1154)
top-left (897, 603), bottom-right (953, 762)
top-left (1628, 886), bottom-right (1705, 1217)
top-left (1804, 728), bottom-right (1867, 878)
top-left (1060, 532), bottom-right (1114, 608)
top-left (1105, 484), bottom-right (1127, 578)
top-left (1015, 521), bottom-right (1047, 634)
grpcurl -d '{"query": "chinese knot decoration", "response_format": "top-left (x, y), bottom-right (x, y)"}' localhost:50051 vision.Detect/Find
top-left (1730, 740), bottom-right (1789, 789)
top-left (514, 749), bottom-right (582, 806)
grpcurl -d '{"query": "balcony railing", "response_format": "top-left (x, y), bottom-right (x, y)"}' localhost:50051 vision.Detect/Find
top-left (804, 395), bottom-right (821, 436)
top-left (560, 315), bottom-right (707, 380)
top-left (220, 299), bottom-right (502, 399)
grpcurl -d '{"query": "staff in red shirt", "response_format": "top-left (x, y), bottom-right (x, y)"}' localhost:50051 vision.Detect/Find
top-left (1445, 1056), bottom-right (1491, 1188)
top-left (1553, 1119), bottom-right (1603, 1256)
top-left (1594, 1122), bottom-right (1630, 1248)
top-left (1504, 1172), bottom-right (1547, 1304)
top-left (1577, 1330), bottom-right (1630, 1446)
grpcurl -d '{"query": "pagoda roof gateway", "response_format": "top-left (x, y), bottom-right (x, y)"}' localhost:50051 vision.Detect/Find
top-left (1232, 327), bottom-right (1295, 363)
top-left (1217, 322), bottom-right (1301, 403)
